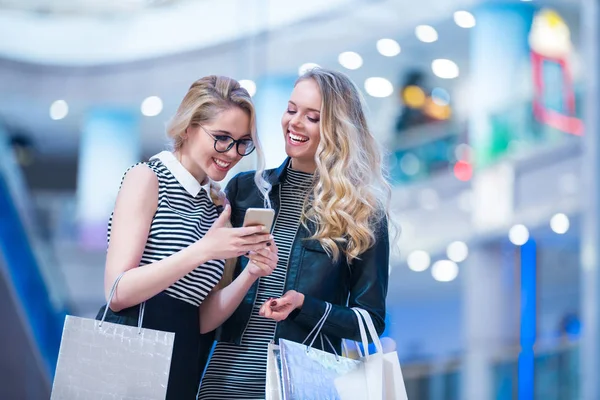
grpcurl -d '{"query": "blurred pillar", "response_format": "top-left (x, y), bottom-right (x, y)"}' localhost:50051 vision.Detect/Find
top-left (252, 75), bottom-right (297, 169)
top-left (469, 3), bottom-right (536, 169)
top-left (462, 243), bottom-right (518, 400)
top-left (466, 4), bottom-right (536, 399)
top-left (580, 0), bottom-right (600, 399)
top-left (76, 108), bottom-right (140, 250)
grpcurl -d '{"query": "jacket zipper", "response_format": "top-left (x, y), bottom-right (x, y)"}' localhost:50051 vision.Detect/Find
top-left (240, 184), bottom-right (282, 344)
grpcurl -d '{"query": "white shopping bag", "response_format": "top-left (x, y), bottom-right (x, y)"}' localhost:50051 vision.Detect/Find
top-left (265, 303), bottom-right (408, 400)
top-left (50, 273), bottom-right (174, 400)
top-left (352, 308), bottom-right (408, 400)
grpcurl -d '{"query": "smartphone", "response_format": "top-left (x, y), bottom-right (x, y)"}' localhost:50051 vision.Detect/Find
top-left (243, 208), bottom-right (275, 233)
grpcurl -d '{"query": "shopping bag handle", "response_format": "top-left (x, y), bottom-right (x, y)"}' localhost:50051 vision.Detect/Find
top-left (98, 271), bottom-right (146, 334)
top-left (352, 308), bottom-right (383, 358)
top-left (299, 302), bottom-right (340, 359)
top-left (352, 308), bottom-right (370, 358)
top-left (302, 302), bottom-right (331, 348)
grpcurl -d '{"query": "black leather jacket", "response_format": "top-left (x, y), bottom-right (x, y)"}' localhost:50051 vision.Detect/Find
top-left (215, 158), bottom-right (389, 353)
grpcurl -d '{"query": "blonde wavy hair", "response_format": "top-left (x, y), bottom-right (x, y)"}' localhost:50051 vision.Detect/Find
top-left (298, 68), bottom-right (392, 264)
top-left (166, 76), bottom-right (271, 286)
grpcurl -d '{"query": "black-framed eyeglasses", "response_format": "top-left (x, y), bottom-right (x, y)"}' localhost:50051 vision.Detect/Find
top-left (201, 126), bottom-right (256, 157)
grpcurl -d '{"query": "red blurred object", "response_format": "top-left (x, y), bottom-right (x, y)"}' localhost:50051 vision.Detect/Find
top-left (454, 161), bottom-right (473, 181)
top-left (531, 51), bottom-right (583, 136)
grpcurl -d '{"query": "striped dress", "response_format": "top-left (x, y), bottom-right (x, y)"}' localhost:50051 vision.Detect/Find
top-left (103, 151), bottom-right (226, 399)
top-left (108, 151), bottom-right (226, 306)
top-left (199, 166), bottom-right (314, 399)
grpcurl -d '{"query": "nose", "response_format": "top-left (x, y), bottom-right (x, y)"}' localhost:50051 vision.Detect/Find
top-left (290, 113), bottom-right (302, 129)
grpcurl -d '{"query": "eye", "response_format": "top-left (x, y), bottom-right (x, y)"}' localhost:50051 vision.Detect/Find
top-left (307, 117), bottom-right (319, 123)
top-left (214, 135), bottom-right (232, 143)
top-left (287, 109), bottom-right (297, 115)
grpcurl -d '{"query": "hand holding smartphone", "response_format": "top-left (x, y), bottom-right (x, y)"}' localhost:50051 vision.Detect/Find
top-left (243, 208), bottom-right (275, 233)
top-left (242, 208), bottom-right (278, 278)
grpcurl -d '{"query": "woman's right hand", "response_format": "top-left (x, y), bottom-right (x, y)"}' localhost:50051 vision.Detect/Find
top-left (245, 240), bottom-right (279, 278)
top-left (197, 204), bottom-right (272, 260)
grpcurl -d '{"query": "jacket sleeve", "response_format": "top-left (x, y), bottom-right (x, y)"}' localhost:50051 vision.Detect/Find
top-left (223, 175), bottom-right (245, 279)
top-left (224, 175), bottom-right (240, 209)
top-left (290, 218), bottom-right (390, 342)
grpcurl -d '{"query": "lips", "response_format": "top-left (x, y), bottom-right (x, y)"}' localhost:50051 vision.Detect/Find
top-left (288, 130), bottom-right (309, 145)
top-left (212, 157), bottom-right (232, 171)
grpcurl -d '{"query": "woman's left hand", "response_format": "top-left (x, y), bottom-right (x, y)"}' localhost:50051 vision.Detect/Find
top-left (259, 290), bottom-right (305, 322)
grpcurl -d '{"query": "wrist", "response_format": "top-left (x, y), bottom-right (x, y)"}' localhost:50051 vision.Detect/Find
top-left (295, 292), bottom-right (305, 309)
top-left (240, 267), bottom-right (260, 284)
top-left (192, 239), bottom-right (211, 266)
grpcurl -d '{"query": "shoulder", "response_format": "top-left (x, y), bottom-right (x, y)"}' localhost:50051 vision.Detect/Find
top-left (120, 163), bottom-right (159, 193)
top-left (370, 211), bottom-right (390, 252)
top-left (230, 170), bottom-right (257, 185)
top-left (113, 164), bottom-right (159, 214)
top-left (145, 158), bottom-right (170, 179)
top-left (225, 170), bottom-right (257, 194)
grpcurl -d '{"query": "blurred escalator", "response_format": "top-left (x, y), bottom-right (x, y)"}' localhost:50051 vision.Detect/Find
top-left (0, 126), bottom-right (70, 399)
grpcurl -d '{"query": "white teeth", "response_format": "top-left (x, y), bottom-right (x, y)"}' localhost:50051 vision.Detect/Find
top-left (289, 132), bottom-right (309, 142)
top-left (213, 158), bottom-right (231, 168)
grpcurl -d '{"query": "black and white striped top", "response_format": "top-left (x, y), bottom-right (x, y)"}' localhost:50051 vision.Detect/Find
top-left (199, 166), bottom-right (314, 400)
top-left (107, 151), bottom-right (225, 307)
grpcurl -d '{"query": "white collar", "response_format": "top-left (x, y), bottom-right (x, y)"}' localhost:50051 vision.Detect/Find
top-left (150, 151), bottom-right (207, 197)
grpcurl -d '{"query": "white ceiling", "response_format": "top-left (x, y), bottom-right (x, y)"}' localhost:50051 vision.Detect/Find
top-left (0, 0), bottom-right (363, 65)
top-left (0, 0), bottom-right (177, 15)
top-left (0, 0), bottom-right (581, 158)
top-left (0, 0), bottom-right (481, 156)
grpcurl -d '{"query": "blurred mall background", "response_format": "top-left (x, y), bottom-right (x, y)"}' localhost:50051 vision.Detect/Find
top-left (1, 0), bottom-right (598, 398)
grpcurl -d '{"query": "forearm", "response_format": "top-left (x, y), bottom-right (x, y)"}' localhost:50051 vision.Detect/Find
top-left (291, 295), bottom-right (385, 342)
top-left (107, 245), bottom-right (208, 312)
top-left (199, 268), bottom-right (257, 333)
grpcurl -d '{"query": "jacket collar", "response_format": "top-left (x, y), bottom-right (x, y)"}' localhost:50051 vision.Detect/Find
top-left (264, 157), bottom-right (292, 186)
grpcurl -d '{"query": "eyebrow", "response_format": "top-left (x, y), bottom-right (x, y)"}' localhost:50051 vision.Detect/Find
top-left (212, 129), bottom-right (252, 139)
top-left (288, 101), bottom-right (320, 114)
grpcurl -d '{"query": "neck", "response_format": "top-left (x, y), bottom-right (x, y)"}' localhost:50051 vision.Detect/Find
top-left (290, 158), bottom-right (316, 174)
top-left (174, 149), bottom-right (209, 185)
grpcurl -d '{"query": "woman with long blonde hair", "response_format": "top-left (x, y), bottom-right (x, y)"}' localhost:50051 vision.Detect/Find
top-left (96, 76), bottom-right (278, 400)
top-left (199, 68), bottom-right (391, 399)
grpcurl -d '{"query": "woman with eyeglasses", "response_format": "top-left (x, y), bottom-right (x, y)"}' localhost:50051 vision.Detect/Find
top-left (96, 76), bottom-right (279, 400)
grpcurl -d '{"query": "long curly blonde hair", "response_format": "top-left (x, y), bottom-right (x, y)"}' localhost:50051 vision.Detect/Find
top-left (299, 69), bottom-right (392, 264)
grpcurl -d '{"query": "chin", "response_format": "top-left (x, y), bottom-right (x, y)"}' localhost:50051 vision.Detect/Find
top-left (207, 169), bottom-right (229, 182)
top-left (285, 144), bottom-right (306, 159)
top-left (201, 166), bottom-right (223, 183)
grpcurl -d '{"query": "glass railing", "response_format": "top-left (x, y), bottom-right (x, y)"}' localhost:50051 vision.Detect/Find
top-left (399, 342), bottom-right (579, 399)
top-left (0, 125), bottom-right (70, 377)
top-left (387, 90), bottom-right (584, 186)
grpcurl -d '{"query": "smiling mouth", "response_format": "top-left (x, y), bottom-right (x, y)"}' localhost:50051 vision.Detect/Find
top-left (288, 131), bottom-right (309, 143)
top-left (212, 157), bottom-right (232, 170)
